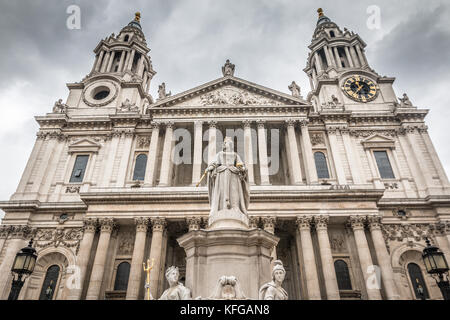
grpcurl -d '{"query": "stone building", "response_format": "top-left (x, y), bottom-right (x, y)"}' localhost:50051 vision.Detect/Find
top-left (0, 9), bottom-right (449, 300)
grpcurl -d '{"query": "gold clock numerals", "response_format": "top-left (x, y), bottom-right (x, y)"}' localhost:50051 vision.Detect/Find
top-left (342, 76), bottom-right (378, 103)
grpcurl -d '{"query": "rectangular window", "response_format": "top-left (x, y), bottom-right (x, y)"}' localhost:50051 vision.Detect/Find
top-left (373, 151), bottom-right (395, 179)
top-left (69, 155), bottom-right (89, 183)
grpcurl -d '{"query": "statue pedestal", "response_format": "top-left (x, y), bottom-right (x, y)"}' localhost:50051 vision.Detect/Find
top-left (177, 228), bottom-right (279, 299)
top-left (208, 208), bottom-right (249, 229)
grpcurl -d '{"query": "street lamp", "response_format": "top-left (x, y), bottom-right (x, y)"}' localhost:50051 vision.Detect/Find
top-left (8, 239), bottom-right (38, 300)
top-left (422, 238), bottom-right (450, 300)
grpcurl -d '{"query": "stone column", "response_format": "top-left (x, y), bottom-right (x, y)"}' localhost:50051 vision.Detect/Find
top-left (243, 120), bottom-right (255, 185)
top-left (262, 217), bottom-right (277, 261)
top-left (323, 45), bottom-right (334, 68)
top-left (148, 218), bottom-right (167, 299)
top-left (326, 127), bottom-right (347, 185)
top-left (285, 120), bottom-right (303, 185)
top-left (367, 216), bottom-right (400, 300)
top-left (67, 218), bottom-right (97, 300)
top-left (95, 50), bottom-right (105, 72)
top-left (0, 226), bottom-right (29, 299)
top-left (118, 50), bottom-right (126, 72)
top-left (126, 218), bottom-right (149, 300)
top-left (314, 52), bottom-right (323, 73)
top-left (127, 49), bottom-right (136, 71)
top-left (350, 46), bottom-right (361, 67)
top-left (315, 216), bottom-right (340, 300)
top-left (106, 51), bottom-right (116, 72)
top-left (341, 129), bottom-right (362, 184)
top-left (299, 120), bottom-right (318, 184)
top-left (348, 216), bottom-right (382, 300)
top-left (333, 47), bottom-right (343, 69)
top-left (136, 54), bottom-right (145, 77)
top-left (192, 121), bottom-right (204, 186)
top-left (144, 122), bottom-right (160, 186)
top-left (296, 216), bottom-right (321, 300)
top-left (159, 122), bottom-right (175, 187)
top-left (86, 218), bottom-right (116, 300)
top-left (257, 120), bottom-right (271, 185)
top-left (207, 121), bottom-right (217, 165)
top-left (355, 45), bottom-right (368, 66)
top-left (344, 47), bottom-right (354, 68)
top-left (116, 130), bottom-right (135, 187)
top-left (100, 52), bottom-right (110, 73)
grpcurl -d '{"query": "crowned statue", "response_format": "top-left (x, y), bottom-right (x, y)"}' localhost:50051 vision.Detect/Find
top-left (258, 260), bottom-right (289, 300)
top-left (204, 137), bottom-right (250, 228)
top-left (159, 266), bottom-right (192, 300)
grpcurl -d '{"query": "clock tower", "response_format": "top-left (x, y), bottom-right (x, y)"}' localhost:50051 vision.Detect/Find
top-left (304, 8), bottom-right (398, 113)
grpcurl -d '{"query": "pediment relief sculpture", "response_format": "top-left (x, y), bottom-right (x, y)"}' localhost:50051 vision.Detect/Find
top-left (199, 87), bottom-right (282, 106)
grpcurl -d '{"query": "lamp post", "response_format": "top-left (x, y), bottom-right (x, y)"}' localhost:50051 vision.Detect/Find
top-left (422, 238), bottom-right (450, 300)
top-left (8, 239), bottom-right (38, 300)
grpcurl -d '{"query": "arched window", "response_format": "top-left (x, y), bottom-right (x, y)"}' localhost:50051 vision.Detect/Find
top-left (133, 154), bottom-right (147, 181)
top-left (330, 31), bottom-right (336, 37)
top-left (408, 263), bottom-right (429, 299)
top-left (314, 152), bottom-right (330, 179)
top-left (334, 260), bottom-right (352, 290)
top-left (124, 35), bottom-right (129, 42)
top-left (39, 265), bottom-right (60, 300)
top-left (114, 262), bottom-right (131, 291)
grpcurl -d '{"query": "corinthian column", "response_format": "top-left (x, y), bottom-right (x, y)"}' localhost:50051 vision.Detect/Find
top-left (315, 216), bottom-right (340, 300)
top-left (257, 120), bottom-right (270, 185)
top-left (148, 218), bottom-right (167, 299)
top-left (348, 216), bottom-right (381, 300)
top-left (367, 216), bottom-right (400, 300)
top-left (192, 121), bottom-right (204, 186)
top-left (299, 120), bottom-right (318, 184)
top-left (159, 122), bottom-right (175, 186)
top-left (243, 120), bottom-right (255, 185)
top-left (262, 217), bottom-right (277, 261)
top-left (285, 120), bottom-right (303, 185)
top-left (86, 218), bottom-right (116, 300)
top-left (126, 218), bottom-right (149, 300)
top-left (296, 216), bottom-right (321, 300)
top-left (67, 218), bottom-right (97, 300)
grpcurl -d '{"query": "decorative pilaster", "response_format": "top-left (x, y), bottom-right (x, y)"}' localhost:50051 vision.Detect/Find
top-left (148, 218), bottom-right (167, 298)
top-left (367, 216), bottom-right (400, 300)
top-left (315, 215), bottom-right (340, 300)
top-left (86, 218), bottom-right (117, 300)
top-left (126, 218), bottom-right (149, 300)
top-left (67, 218), bottom-right (98, 300)
top-left (296, 216), bottom-right (321, 300)
top-left (299, 120), bottom-right (318, 184)
top-left (348, 216), bottom-right (381, 300)
top-left (256, 120), bottom-right (270, 185)
top-left (145, 122), bottom-right (161, 186)
top-left (340, 128), bottom-right (362, 184)
top-left (327, 126), bottom-right (347, 185)
top-left (285, 120), bottom-right (303, 185)
top-left (192, 121), bottom-right (204, 186)
top-left (159, 122), bottom-right (175, 186)
top-left (116, 129), bottom-right (135, 187)
top-left (242, 120), bottom-right (255, 185)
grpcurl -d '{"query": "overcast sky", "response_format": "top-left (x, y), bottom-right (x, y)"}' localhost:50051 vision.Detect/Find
top-left (1, 0), bottom-right (449, 220)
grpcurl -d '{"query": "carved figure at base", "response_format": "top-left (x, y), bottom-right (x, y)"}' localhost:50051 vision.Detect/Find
top-left (208, 276), bottom-right (248, 300)
top-left (159, 266), bottom-right (192, 300)
top-left (259, 260), bottom-right (288, 300)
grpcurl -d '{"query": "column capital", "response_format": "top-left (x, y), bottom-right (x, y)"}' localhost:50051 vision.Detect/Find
top-left (256, 119), bottom-right (267, 129)
top-left (299, 119), bottom-right (309, 128)
top-left (285, 119), bottom-right (297, 127)
top-left (0, 225), bottom-right (10, 239)
top-left (296, 215), bottom-right (313, 230)
top-left (242, 120), bottom-right (253, 129)
top-left (194, 120), bottom-right (204, 128)
top-left (367, 215), bottom-right (383, 231)
top-left (262, 216), bottom-right (276, 234)
top-left (186, 216), bottom-right (202, 232)
top-left (248, 216), bottom-right (260, 229)
top-left (163, 121), bottom-right (175, 130)
top-left (83, 218), bottom-right (98, 233)
top-left (150, 121), bottom-right (161, 130)
top-left (208, 120), bottom-right (217, 128)
top-left (348, 215), bottom-right (366, 231)
top-left (315, 215), bottom-right (330, 230)
top-left (99, 218), bottom-right (117, 233)
top-left (151, 217), bottom-right (167, 232)
top-left (135, 217), bottom-right (150, 233)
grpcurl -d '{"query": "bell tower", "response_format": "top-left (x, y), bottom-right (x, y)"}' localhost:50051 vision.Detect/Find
top-left (304, 8), bottom-right (398, 113)
top-left (65, 12), bottom-right (156, 115)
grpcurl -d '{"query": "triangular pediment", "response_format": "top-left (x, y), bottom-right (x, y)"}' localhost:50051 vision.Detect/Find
top-left (361, 134), bottom-right (396, 149)
top-left (150, 76), bottom-right (309, 109)
top-left (68, 138), bottom-right (101, 153)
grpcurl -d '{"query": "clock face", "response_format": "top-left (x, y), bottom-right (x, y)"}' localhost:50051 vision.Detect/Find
top-left (342, 76), bottom-right (378, 102)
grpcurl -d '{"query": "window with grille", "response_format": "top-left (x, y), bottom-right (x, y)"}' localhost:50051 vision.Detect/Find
top-left (373, 151), bottom-right (395, 179)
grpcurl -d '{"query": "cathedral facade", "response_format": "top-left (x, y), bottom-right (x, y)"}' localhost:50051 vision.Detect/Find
top-left (0, 9), bottom-right (449, 300)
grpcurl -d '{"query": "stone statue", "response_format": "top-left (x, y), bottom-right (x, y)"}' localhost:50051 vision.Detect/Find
top-left (53, 99), bottom-right (68, 114)
top-left (159, 266), bottom-right (192, 300)
top-left (206, 137), bottom-right (250, 226)
top-left (208, 276), bottom-right (248, 300)
top-left (398, 93), bottom-right (412, 107)
top-left (222, 59), bottom-right (235, 77)
top-left (117, 98), bottom-right (138, 113)
top-left (258, 260), bottom-right (288, 300)
top-left (158, 82), bottom-right (171, 100)
top-left (288, 81), bottom-right (302, 98)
